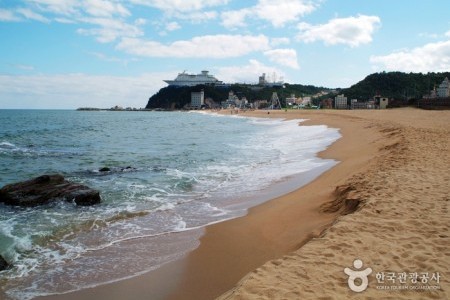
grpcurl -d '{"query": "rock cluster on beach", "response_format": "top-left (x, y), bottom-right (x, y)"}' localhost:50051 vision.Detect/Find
top-left (0, 174), bottom-right (101, 207)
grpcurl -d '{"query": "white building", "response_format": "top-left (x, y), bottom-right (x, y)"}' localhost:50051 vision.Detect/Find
top-left (335, 94), bottom-right (348, 109)
top-left (191, 90), bottom-right (204, 108)
top-left (222, 90), bottom-right (239, 108)
top-left (258, 73), bottom-right (284, 87)
top-left (437, 77), bottom-right (449, 98)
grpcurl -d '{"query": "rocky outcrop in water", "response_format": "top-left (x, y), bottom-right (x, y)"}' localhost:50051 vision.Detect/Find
top-left (0, 174), bottom-right (101, 207)
top-left (97, 166), bottom-right (136, 174)
top-left (0, 255), bottom-right (9, 271)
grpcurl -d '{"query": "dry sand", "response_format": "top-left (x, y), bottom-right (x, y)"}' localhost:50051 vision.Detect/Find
top-left (38, 108), bottom-right (449, 300)
top-left (217, 108), bottom-right (450, 300)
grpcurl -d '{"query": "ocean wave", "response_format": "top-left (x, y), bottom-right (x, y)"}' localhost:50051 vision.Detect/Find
top-left (0, 140), bottom-right (81, 158)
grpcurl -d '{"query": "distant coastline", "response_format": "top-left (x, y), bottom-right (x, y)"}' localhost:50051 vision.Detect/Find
top-left (76, 107), bottom-right (152, 111)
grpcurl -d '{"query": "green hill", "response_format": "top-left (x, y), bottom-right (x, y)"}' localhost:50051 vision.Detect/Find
top-left (145, 83), bottom-right (329, 109)
top-left (145, 72), bottom-right (450, 109)
top-left (342, 71), bottom-right (450, 102)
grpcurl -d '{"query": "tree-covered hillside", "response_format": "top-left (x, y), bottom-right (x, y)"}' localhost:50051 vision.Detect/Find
top-left (145, 83), bottom-right (329, 109)
top-left (145, 72), bottom-right (450, 109)
top-left (342, 72), bottom-right (450, 101)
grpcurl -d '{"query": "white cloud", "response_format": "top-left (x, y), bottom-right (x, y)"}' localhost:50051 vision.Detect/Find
top-left (0, 9), bottom-right (21, 22)
top-left (25, 0), bottom-right (131, 17)
top-left (220, 8), bottom-right (249, 29)
top-left (54, 17), bottom-right (76, 24)
top-left (82, 0), bottom-right (131, 17)
top-left (134, 18), bottom-right (147, 26)
top-left (270, 37), bottom-right (290, 47)
top-left (129, 0), bottom-right (229, 13)
top-left (0, 73), bottom-right (171, 109)
top-left (16, 7), bottom-right (50, 23)
top-left (77, 17), bottom-right (144, 43)
top-left (216, 59), bottom-right (286, 84)
top-left (116, 34), bottom-right (270, 58)
top-left (446, 30), bottom-right (450, 37)
top-left (254, 0), bottom-right (316, 28)
top-left (176, 10), bottom-right (218, 23)
top-left (221, 0), bottom-right (316, 29)
top-left (165, 21), bottom-right (180, 31)
top-left (297, 15), bottom-right (381, 47)
top-left (216, 59), bottom-right (285, 83)
top-left (264, 48), bottom-right (299, 69)
top-left (370, 40), bottom-right (450, 72)
top-left (26, 0), bottom-right (79, 16)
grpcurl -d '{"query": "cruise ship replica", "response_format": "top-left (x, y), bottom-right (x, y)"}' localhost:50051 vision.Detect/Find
top-left (164, 70), bottom-right (223, 87)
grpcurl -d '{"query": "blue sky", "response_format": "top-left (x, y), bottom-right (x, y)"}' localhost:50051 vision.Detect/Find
top-left (0, 0), bottom-right (449, 109)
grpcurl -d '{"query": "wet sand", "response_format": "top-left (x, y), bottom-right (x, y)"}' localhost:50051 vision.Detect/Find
top-left (39, 108), bottom-right (449, 300)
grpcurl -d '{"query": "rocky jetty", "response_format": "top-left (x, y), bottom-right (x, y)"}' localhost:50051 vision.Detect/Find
top-left (0, 174), bottom-right (101, 207)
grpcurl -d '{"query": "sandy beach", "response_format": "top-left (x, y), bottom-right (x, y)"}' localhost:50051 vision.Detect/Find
top-left (39, 108), bottom-right (449, 300)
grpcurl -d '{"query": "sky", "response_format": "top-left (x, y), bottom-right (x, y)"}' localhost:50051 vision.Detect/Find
top-left (0, 0), bottom-right (449, 109)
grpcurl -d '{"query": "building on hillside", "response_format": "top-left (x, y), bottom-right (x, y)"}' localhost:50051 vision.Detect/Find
top-left (253, 99), bottom-right (268, 109)
top-left (437, 77), bottom-right (449, 98)
top-left (297, 96), bottom-right (312, 107)
top-left (335, 94), bottom-right (348, 109)
top-left (191, 90), bottom-right (204, 108)
top-left (350, 99), bottom-right (375, 109)
top-left (374, 95), bottom-right (389, 109)
top-left (285, 94), bottom-right (297, 106)
top-left (321, 98), bottom-right (333, 109)
top-left (222, 90), bottom-right (239, 108)
top-left (258, 73), bottom-right (284, 87)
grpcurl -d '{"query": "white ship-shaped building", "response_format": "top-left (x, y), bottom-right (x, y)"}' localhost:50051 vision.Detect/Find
top-left (164, 70), bottom-right (223, 87)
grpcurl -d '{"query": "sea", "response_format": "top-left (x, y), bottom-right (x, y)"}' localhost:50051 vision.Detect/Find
top-left (0, 109), bottom-right (340, 299)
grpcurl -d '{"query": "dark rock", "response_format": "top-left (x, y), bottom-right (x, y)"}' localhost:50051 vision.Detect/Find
top-left (96, 166), bottom-right (136, 174)
top-left (0, 174), bottom-right (101, 207)
top-left (0, 255), bottom-right (9, 271)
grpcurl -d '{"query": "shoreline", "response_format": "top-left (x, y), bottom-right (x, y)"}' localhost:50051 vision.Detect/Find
top-left (37, 108), bottom-right (449, 300)
top-left (165, 109), bottom-right (385, 300)
top-left (35, 110), bottom-right (345, 300)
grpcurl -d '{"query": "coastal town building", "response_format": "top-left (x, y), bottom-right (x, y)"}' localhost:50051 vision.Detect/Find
top-left (350, 100), bottom-right (376, 109)
top-left (374, 95), bottom-right (389, 109)
top-left (437, 77), bottom-right (449, 98)
top-left (222, 91), bottom-right (239, 108)
top-left (285, 94), bottom-right (297, 106)
top-left (334, 94), bottom-right (348, 109)
top-left (190, 90), bottom-right (204, 108)
top-left (258, 73), bottom-right (284, 87)
top-left (300, 96), bottom-right (312, 107)
top-left (424, 77), bottom-right (449, 99)
top-left (321, 98), bottom-right (333, 109)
